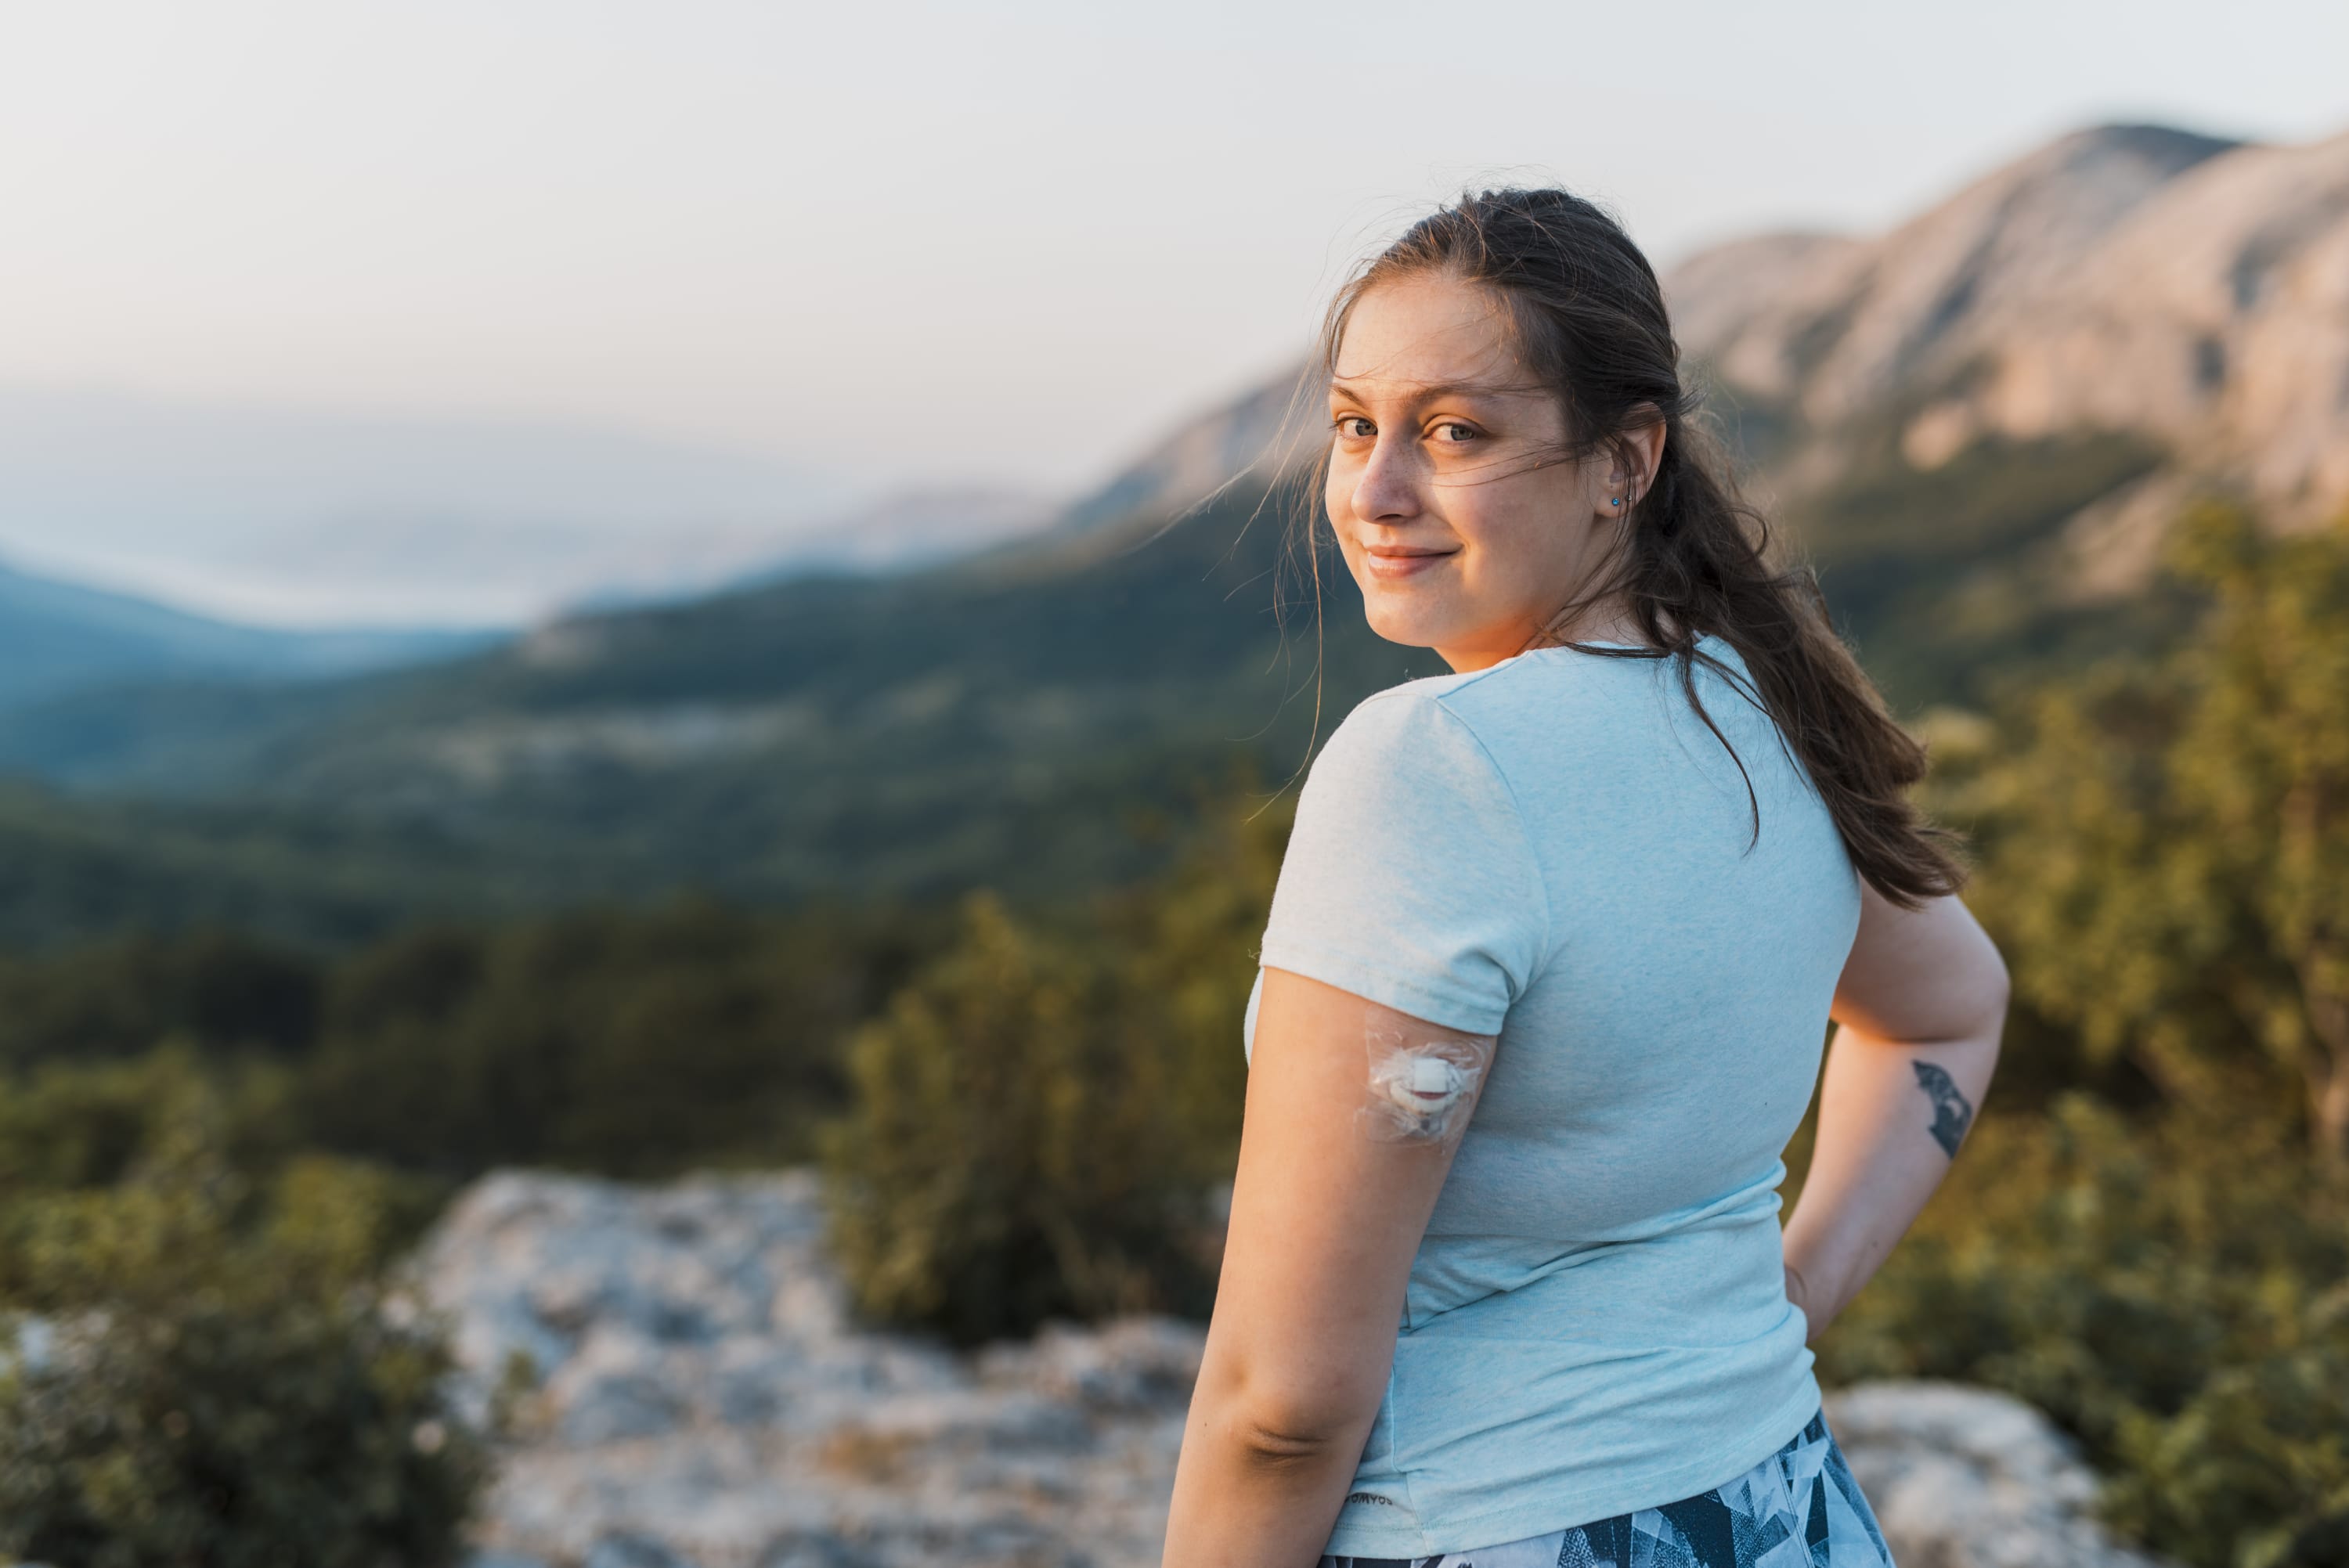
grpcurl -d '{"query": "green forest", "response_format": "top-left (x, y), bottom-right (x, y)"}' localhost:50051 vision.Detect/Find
top-left (3, 499), bottom-right (2347, 1566)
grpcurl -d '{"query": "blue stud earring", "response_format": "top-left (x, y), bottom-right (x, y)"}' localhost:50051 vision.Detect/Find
top-left (1611, 497), bottom-right (1622, 507)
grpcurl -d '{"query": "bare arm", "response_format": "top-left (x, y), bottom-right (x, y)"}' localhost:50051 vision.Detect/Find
top-left (1781, 883), bottom-right (2009, 1342)
top-left (1162, 967), bottom-right (1494, 1568)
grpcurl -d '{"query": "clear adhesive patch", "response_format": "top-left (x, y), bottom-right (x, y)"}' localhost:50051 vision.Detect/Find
top-left (1360, 1025), bottom-right (1492, 1144)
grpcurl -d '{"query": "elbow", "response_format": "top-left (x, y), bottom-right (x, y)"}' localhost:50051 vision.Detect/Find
top-left (1978, 933), bottom-right (2013, 1041)
top-left (1200, 1369), bottom-right (1375, 1473)
top-left (1940, 905), bottom-right (2011, 1047)
top-left (1230, 1408), bottom-right (1353, 1472)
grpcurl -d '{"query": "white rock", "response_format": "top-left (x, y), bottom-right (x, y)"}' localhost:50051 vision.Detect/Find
top-left (417, 1169), bottom-right (1193, 1567)
top-left (583, 1534), bottom-right (695, 1568)
top-left (1826, 1381), bottom-right (2176, 1568)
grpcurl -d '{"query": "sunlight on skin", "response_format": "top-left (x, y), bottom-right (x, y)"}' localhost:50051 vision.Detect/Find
top-left (1323, 272), bottom-right (1664, 670)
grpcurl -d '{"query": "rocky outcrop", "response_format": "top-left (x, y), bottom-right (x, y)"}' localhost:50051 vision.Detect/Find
top-left (1933, 128), bottom-right (2349, 523)
top-left (1827, 1382), bottom-right (2173, 1568)
top-left (416, 1170), bottom-right (2171, 1568)
top-left (413, 1170), bottom-right (1199, 1568)
top-left (1669, 124), bottom-right (2241, 424)
top-left (1665, 121), bottom-right (2349, 559)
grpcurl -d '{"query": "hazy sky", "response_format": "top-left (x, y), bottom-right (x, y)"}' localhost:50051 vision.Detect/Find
top-left (5, 0), bottom-right (2347, 499)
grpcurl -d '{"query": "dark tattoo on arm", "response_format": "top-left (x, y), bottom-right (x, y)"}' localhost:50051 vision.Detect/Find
top-left (1912, 1061), bottom-right (1974, 1159)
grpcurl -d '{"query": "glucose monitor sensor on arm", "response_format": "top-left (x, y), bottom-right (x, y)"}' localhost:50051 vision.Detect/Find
top-left (1361, 1023), bottom-right (1492, 1144)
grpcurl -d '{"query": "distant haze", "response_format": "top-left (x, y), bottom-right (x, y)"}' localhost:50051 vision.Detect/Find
top-left (0, 387), bottom-right (857, 625)
top-left (1, 0), bottom-right (2343, 624)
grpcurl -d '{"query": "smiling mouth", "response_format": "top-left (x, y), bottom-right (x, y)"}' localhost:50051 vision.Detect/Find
top-left (1362, 546), bottom-right (1458, 579)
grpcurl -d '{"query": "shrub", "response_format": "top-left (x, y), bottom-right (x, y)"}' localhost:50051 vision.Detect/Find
top-left (822, 890), bottom-right (1218, 1343)
top-left (0, 1045), bottom-right (297, 1195)
top-left (0, 1080), bottom-right (486, 1567)
top-left (1817, 1094), bottom-right (2349, 1568)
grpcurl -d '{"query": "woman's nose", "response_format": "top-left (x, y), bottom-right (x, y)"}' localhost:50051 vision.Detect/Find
top-left (1350, 436), bottom-right (1421, 523)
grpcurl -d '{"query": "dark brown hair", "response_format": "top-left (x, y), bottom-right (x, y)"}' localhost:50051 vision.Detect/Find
top-left (1297, 187), bottom-right (1964, 907)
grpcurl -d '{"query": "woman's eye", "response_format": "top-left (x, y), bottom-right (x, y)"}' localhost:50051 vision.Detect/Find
top-left (1334, 416), bottom-right (1374, 439)
top-left (1432, 421), bottom-right (1479, 443)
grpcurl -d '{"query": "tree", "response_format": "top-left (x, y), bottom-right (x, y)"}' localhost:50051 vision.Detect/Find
top-left (1971, 503), bottom-right (2349, 1162)
top-left (821, 891), bottom-right (1218, 1343)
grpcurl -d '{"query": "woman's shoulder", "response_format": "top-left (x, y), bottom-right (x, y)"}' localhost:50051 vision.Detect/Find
top-left (1273, 674), bottom-right (1554, 1032)
top-left (1330, 642), bottom-right (1691, 770)
top-left (1291, 677), bottom-right (1556, 867)
top-left (1335, 643), bottom-right (1626, 724)
top-left (1313, 676), bottom-right (1499, 795)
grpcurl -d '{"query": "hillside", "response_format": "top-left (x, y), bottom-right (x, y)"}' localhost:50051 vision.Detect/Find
top-left (2, 118), bottom-right (2341, 938)
top-left (0, 559), bottom-right (489, 714)
top-left (0, 474), bottom-right (1423, 917)
top-left (0, 778), bottom-right (575, 950)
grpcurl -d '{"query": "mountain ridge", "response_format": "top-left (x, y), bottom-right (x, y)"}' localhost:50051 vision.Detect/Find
top-left (0, 557), bottom-right (495, 715)
top-left (2, 117), bottom-right (2340, 940)
top-left (1664, 121), bottom-right (2349, 575)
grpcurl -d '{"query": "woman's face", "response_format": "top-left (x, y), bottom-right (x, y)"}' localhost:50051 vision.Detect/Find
top-left (1325, 272), bottom-right (1638, 672)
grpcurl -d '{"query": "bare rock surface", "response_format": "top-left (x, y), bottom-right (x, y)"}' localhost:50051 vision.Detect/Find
top-left (1826, 1382), bottom-right (2176, 1568)
top-left (1664, 121), bottom-right (2349, 564)
top-left (417, 1171), bottom-right (2163, 1568)
top-left (1669, 124), bottom-right (2242, 425)
top-left (413, 1170), bottom-right (1196, 1568)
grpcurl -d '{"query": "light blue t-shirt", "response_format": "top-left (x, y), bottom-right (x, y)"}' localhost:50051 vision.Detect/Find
top-left (1242, 634), bottom-right (1863, 1557)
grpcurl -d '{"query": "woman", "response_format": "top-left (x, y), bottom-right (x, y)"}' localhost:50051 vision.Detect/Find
top-left (1160, 189), bottom-right (2008, 1566)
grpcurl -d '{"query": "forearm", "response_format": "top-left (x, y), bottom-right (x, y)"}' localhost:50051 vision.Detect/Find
top-left (1162, 1386), bottom-right (1368, 1567)
top-left (1781, 1018), bottom-right (2001, 1336)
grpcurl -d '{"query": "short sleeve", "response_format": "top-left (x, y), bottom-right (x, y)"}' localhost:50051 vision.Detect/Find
top-left (1257, 688), bottom-right (1551, 1036)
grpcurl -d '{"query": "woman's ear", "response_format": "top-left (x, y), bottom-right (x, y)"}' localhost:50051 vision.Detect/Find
top-left (1613, 407), bottom-right (1668, 505)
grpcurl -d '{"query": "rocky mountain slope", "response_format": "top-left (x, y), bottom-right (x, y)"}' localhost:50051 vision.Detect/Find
top-left (1668, 124), bottom-right (2241, 442)
top-left (1665, 122), bottom-right (2349, 587)
top-left (417, 1171), bottom-right (2174, 1568)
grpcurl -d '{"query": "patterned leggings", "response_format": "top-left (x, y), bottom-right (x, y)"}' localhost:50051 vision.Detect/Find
top-left (1321, 1409), bottom-right (1893, 1568)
